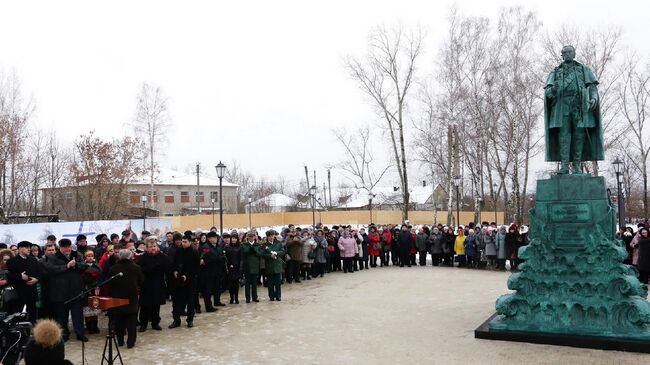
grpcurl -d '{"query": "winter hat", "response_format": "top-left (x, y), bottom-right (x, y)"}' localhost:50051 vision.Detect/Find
top-left (17, 241), bottom-right (32, 248)
top-left (206, 231), bottom-right (218, 238)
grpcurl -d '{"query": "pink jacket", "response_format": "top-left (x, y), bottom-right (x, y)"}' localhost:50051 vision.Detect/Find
top-left (338, 236), bottom-right (358, 258)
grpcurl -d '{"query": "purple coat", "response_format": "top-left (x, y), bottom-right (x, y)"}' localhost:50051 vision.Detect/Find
top-left (337, 236), bottom-right (358, 258)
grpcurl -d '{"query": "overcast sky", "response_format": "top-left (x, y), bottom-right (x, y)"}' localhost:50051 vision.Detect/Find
top-left (1, 0), bottom-right (648, 188)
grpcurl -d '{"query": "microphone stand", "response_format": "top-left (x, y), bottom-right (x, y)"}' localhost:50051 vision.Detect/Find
top-left (64, 272), bottom-right (124, 365)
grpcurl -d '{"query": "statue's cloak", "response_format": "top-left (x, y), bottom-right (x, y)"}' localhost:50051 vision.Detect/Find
top-left (544, 61), bottom-right (604, 162)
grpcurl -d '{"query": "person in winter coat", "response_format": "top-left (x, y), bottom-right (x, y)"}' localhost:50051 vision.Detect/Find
top-left (108, 249), bottom-right (144, 348)
top-left (338, 229), bottom-right (358, 273)
top-left (81, 250), bottom-right (101, 334)
top-left (622, 227), bottom-right (635, 265)
top-left (483, 227), bottom-right (497, 269)
top-left (354, 228), bottom-right (368, 270)
top-left (168, 235), bottom-right (200, 329)
top-left (443, 227), bottom-right (456, 267)
top-left (242, 231), bottom-right (263, 303)
top-left (454, 228), bottom-right (466, 268)
top-left (505, 224), bottom-right (521, 271)
top-left (395, 224), bottom-right (412, 268)
top-left (312, 230), bottom-right (328, 277)
top-left (262, 230), bottom-right (286, 301)
top-left (429, 227), bottom-right (443, 266)
top-left (326, 230), bottom-right (340, 272)
top-left (496, 225), bottom-right (507, 270)
top-left (636, 228), bottom-right (650, 284)
top-left (381, 226), bottom-right (393, 266)
top-left (367, 226), bottom-right (381, 267)
top-left (41, 239), bottom-right (88, 342)
top-left (225, 234), bottom-right (243, 304)
top-left (300, 230), bottom-right (317, 280)
top-left (416, 227), bottom-right (429, 266)
top-left (286, 232), bottom-right (303, 283)
top-left (6, 241), bottom-right (41, 323)
top-left (24, 319), bottom-right (73, 365)
top-left (464, 230), bottom-right (477, 268)
top-left (137, 238), bottom-right (169, 332)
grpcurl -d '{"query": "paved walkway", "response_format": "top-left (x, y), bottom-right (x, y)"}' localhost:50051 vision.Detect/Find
top-left (65, 265), bottom-right (650, 364)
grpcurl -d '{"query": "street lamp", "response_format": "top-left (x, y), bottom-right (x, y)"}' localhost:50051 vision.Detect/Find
top-left (248, 196), bottom-right (253, 229)
top-left (140, 195), bottom-right (147, 230)
top-left (368, 191), bottom-right (376, 224)
top-left (453, 175), bottom-right (462, 228)
top-left (613, 157), bottom-right (625, 231)
top-left (215, 161), bottom-right (226, 235)
top-left (309, 185), bottom-right (317, 228)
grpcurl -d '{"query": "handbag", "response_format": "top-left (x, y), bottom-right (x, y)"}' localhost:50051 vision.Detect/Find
top-left (2, 286), bottom-right (18, 304)
top-left (308, 251), bottom-right (316, 260)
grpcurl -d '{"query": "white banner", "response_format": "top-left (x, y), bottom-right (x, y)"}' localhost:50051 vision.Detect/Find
top-left (0, 218), bottom-right (173, 246)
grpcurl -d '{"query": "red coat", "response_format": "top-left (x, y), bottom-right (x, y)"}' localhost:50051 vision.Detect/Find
top-left (410, 232), bottom-right (417, 254)
top-left (381, 231), bottom-right (392, 247)
top-left (368, 233), bottom-right (381, 257)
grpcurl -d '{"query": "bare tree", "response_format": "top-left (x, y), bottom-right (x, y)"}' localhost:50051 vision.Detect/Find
top-left (346, 24), bottom-right (424, 221)
top-left (616, 54), bottom-right (650, 217)
top-left (132, 82), bottom-right (171, 211)
top-left (65, 132), bottom-right (146, 220)
top-left (44, 130), bottom-right (71, 213)
top-left (332, 125), bottom-right (390, 193)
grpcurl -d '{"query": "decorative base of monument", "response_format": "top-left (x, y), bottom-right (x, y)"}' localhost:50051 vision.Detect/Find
top-left (475, 313), bottom-right (650, 353)
top-left (484, 174), bottom-right (650, 354)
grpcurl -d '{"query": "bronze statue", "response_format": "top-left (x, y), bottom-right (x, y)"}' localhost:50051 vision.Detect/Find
top-left (544, 45), bottom-right (604, 174)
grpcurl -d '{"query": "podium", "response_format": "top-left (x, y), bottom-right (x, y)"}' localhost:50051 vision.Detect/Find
top-left (88, 296), bottom-right (129, 310)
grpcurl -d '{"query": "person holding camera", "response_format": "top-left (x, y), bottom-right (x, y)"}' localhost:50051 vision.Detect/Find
top-left (6, 241), bottom-right (41, 323)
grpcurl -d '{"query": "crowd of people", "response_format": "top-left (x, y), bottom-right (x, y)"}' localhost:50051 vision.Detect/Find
top-left (1, 219), bottom-right (649, 363)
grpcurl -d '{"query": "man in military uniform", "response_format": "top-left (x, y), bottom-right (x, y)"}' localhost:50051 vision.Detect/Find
top-left (262, 230), bottom-right (285, 301)
top-left (242, 231), bottom-right (264, 303)
top-left (544, 45), bottom-right (604, 174)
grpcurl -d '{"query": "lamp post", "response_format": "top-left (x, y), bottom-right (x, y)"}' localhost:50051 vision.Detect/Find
top-left (613, 157), bottom-right (625, 231)
top-left (215, 161), bottom-right (226, 235)
top-left (140, 195), bottom-right (147, 230)
top-left (453, 175), bottom-right (461, 228)
top-left (211, 196), bottom-right (216, 228)
top-left (368, 192), bottom-right (373, 224)
top-left (493, 183), bottom-right (498, 224)
top-left (247, 196), bottom-right (253, 229)
top-left (309, 185), bottom-right (317, 228)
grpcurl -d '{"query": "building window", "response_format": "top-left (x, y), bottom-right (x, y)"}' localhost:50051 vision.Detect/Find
top-left (145, 191), bottom-right (159, 203)
top-left (210, 191), bottom-right (218, 202)
top-left (164, 191), bottom-right (175, 203)
top-left (129, 191), bottom-right (140, 204)
top-left (180, 191), bottom-right (190, 203)
top-left (196, 191), bottom-right (205, 203)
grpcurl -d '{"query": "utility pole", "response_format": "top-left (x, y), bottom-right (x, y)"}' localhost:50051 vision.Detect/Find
top-left (196, 163), bottom-right (201, 214)
top-left (327, 168), bottom-right (332, 207)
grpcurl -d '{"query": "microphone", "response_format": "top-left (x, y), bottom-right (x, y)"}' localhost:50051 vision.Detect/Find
top-left (118, 272), bottom-right (124, 277)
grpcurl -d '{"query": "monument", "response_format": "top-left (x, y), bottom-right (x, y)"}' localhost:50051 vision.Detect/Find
top-left (475, 45), bottom-right (650, 352)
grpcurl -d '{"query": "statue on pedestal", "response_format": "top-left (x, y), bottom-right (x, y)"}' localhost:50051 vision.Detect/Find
top-left (544, 45), bottom-right (604, 174)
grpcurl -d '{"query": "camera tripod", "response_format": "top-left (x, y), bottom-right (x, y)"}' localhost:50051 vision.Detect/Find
top-left (101, 317), bottom-right (123, 365)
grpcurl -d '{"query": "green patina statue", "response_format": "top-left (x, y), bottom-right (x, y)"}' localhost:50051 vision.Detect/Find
top-left (544, 45), bottom-right (604, 174)
top-left (485, 45), bottom-right (650, 347)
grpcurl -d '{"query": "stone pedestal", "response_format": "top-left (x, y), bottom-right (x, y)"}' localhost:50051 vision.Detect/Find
top-left (476, 175), bottom-right (650, 351)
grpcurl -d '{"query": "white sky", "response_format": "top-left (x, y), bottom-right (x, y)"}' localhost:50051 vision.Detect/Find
top-left (1, 0), bottom-right (648, 188)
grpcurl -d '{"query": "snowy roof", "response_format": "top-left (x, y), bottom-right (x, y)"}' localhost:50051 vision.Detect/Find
top-left (132, 168), bottom-right (238, 187)
top-left (251, 193), bottom-right (298, 208)
top-left (336, 186), bottom-right (434, 209)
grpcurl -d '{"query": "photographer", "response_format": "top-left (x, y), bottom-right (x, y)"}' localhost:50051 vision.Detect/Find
top-left (6, 241), bottom-right (41, 323)
top-left (42, 239), bottom-right (88, 342)
top-left (24, 318), bottom-right (72, 365)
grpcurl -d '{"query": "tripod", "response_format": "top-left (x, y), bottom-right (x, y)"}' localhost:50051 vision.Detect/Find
top-left (65, 272), bottom-right (124, 365)
top-left (101, 316), bottom-right (123, 365)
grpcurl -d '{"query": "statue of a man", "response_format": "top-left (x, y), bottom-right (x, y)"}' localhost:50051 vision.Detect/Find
top-left (544, 45), bottom-right (604, 174)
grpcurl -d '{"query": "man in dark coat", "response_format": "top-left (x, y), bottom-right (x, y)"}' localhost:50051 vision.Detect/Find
top-left (108, 249), bottom-right (144, 348)
top-left (169, 235), bottom-right (200, 328)
top-left (397, 224), bottom-right (412, 268)
top-left (42, 239), bottom-right (88, 342)
top-left (137, 238), bottom-right (169, 332)
top-left (198, 231), bottom-right (224, 312)
top-left (6, 240), bottom-right (41, 323)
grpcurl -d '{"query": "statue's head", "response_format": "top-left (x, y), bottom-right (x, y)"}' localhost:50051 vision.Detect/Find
top-left (561, 45), bottom-right (576, 63)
